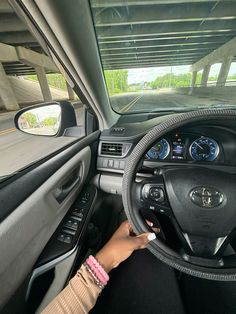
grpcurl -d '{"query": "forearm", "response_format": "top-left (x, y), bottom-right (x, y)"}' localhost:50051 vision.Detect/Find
top-left (41, 264), bottom-right (102, 314)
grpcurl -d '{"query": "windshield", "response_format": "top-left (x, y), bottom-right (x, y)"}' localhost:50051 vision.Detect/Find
top-left (90, 0), bottom-right (236, 113)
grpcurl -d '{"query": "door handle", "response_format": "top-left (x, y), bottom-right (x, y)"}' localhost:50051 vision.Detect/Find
top-left (54, 170), bottom-right (81, 203)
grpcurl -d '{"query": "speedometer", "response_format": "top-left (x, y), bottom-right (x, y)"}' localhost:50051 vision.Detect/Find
top-left (190, 137), bottom-right (219, 161)
top-left (146, 138), bottom-right (170, 160)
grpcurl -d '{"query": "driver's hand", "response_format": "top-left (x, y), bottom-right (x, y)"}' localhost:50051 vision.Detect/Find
top-left (95, 220), bottom-right (157, 273)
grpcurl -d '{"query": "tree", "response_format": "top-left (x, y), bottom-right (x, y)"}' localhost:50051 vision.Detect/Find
top-left (43, 117), bottom-right (57, 126)
top-left (104, 70), bottom-right (128, 95)
top-left (22, 112), bottom-right (37, 128)
top-left (148, 72), bottom-right (202, 89)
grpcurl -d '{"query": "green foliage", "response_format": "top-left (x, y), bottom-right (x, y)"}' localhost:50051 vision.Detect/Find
top-left (22, 112), bottom-right (37, 128)
top-left (26, 74), bottom-right (67, 91)
top-left (104, 70), bottom-right (128, 95)
top-left (43, 117), bottom-right (57, 126)
top-left (148, 72), bottom-right (202, 89)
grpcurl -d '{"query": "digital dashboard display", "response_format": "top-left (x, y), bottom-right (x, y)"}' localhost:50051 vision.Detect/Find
top-left (171, 134), bottom-right (185, 160)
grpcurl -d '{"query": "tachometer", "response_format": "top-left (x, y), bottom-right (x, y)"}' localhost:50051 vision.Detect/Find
top-left (190, 137), bottom-right (219, 161)
top-left (146, 138), bottom-right (170, 160)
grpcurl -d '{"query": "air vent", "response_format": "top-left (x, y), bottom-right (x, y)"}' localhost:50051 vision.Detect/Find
top-left (101, 142), bottom-right (123, 156)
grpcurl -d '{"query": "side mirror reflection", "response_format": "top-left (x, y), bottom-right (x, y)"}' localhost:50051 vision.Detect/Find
top-left (18, 104), bottom-right (61, 136)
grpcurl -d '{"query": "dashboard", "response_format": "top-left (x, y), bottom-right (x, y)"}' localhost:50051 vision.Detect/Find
top-left (97, 113), bottom-right (236, 182)
top-left (145, 133), bottom-right (220, 162)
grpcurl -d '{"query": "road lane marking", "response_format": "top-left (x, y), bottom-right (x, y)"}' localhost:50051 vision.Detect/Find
top-left (120, 95), bottom-right (143, 113)
top-left (0, 128), bottom-right (16, 136)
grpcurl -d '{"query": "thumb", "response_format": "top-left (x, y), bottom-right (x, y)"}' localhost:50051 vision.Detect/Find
top-left (132, 232), bottom-right (156, 250)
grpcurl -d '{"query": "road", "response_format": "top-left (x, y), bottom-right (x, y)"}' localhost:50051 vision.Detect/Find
top-left (110, 90), bottom-right (228, 113)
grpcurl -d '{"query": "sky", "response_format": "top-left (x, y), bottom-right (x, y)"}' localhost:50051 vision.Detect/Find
top-left (127, 63), bottom-right (236, 84)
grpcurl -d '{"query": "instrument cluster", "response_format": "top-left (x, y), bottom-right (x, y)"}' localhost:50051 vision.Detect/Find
top-left (145, 133), bottom-right (220, 162)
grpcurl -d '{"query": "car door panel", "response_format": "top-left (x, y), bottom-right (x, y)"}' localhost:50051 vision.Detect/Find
top-left (0, 131), bottom-right (100, 222)
top-left (0, 131), bottom-right (99, 311)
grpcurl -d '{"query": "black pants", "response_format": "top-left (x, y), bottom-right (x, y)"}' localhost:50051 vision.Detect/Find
top-left (91, 249), bottom-right (185, 314)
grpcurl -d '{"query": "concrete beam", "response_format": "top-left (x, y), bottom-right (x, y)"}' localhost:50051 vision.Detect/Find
top-left (97, 19), bottom-right (236, 39)
top-left (0, 13), bottom-right (27, 32)
top-left (92, 0), bottom-right (230, 7)
top-left (216, 56), bottom-right (233, 87)
top-left (0, 42), bottom-right (19, 62)
top-left (35, 66), bottom-right (52, 102)
top-left (102, 47), bottom-right (213, 58)
top-left (201, 64), bottom-right (211, 87)
top-left (191, 37), bottom-right (236, 71)
top-left (0, 0), bottom-right (14, 13)
top-left (100, 37), bottom-right (226, 50)
top-left (16, 46), bottom-right (58, 72)
top-left (66, 82), bottom-right (75, 100)
top-left (0, 31), bottom-right (37, 45)
top-left (94, 2), bottom-right (236, 27)
top-left (99, 32), bottom-right (236, 45)
top-left (0, 62), bottom-right (19, 110)
top-left (102, 51), bottom-right (207, 62)
top-left (105, 60), bottom-right (193, 70)
top-left (103, 56), bottom-right (198, 66)
top-left (100, 42), bottom-right (220, 53)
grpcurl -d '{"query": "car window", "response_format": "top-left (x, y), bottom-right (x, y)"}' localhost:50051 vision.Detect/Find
top-left (90, 0), bottom-right (236, 113)
top-left (0, 3), bottom-right (83, 180)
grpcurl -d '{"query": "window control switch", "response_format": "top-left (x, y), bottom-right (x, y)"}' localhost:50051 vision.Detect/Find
top-left (64, 219), bottom-right (79, 230)
top-left (57, 234), bottom-right (65, 242)
top-left (63, 235), bottom-right (72, 244)
top-left (71, 213), bottom-right (83, 221)
top-left (61, 228), bottom-right (76, 236)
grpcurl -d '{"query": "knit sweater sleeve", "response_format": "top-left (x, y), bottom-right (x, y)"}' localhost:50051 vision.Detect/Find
top-left (41, 264), bottom-right (102, 314)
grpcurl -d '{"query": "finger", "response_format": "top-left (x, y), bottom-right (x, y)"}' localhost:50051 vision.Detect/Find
top-left (146, 220), bottom-right (153, 227)
top-left (152, 227), bottom-right (161, 234)
top-left (132, 232), bottom-right (156, 250)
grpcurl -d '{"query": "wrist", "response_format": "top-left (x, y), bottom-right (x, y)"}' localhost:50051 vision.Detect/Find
top-left (95, 249), bottom-right (115, 273)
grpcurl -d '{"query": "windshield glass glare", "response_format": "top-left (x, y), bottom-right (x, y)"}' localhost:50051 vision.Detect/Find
top-left (90, 0), bottom-right (236, 113)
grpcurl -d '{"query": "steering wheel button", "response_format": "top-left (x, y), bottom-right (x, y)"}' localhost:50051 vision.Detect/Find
top-left (149, 205), bottom-right (156, 211)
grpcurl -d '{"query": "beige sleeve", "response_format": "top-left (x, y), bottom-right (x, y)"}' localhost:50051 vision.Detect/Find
top-left (41, 264), bottom-right (102, 314)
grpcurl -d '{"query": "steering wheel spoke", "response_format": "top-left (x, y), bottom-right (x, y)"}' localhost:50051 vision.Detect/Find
top-left (182, 233), bottom-right (228, 258)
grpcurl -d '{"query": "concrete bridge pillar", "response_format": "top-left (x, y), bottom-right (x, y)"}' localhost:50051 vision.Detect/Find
top-left (35, 66), bottom-right (52, 102)
top-left (201, 64), bottom-right (211, 87)
top-left (189, 70), bottom-right (197, 94)
top-left (217, 56), bottom-right (233, 87)
top-left (0, 62), bottom-right (19, 110)
top-left (66, 81), bottom-right (75, 100)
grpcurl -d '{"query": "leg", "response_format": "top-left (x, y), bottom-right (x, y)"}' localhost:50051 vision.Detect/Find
top-left (91, 249), bottom-right (185, 314)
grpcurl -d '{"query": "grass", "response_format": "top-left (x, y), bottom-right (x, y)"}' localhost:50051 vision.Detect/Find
top-left (26, 73), bottom-right (67, 91)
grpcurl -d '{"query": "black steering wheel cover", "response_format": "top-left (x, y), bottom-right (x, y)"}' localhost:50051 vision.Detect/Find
top-left (122, 109), bottom-right (236, 281)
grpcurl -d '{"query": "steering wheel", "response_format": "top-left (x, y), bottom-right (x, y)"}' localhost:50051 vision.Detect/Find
top-left (122, 109), bottom-right (236, 281)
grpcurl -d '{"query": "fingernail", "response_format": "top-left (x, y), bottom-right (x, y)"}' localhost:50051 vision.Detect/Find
top-left (146, 221), bottom-right (153, 227)
top-left (147, 233), bottom-right (156, 241)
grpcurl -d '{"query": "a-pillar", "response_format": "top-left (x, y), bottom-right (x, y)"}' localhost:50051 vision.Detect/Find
top-left (0, 62), bottom-right (19, 110)
top-left (201, 64), bottom-right (211, 87)
top-left (35, 66), bottom-right (52, 101)
top-left (217, 56), bottom-right (233, 87)
top-left (66, 81), bottom-right (75, 100)
top-left (189, 71), bottom-right (197, 94)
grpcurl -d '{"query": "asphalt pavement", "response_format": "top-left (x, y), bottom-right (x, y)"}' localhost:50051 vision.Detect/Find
top-left (110, 90), bottom-right (226, 113)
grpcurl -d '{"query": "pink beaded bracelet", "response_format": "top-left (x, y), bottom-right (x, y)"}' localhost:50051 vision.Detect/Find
top-left (85, 255), bottom-right (109, 286)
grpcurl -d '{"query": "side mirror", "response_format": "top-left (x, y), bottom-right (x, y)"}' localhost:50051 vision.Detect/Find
top-left (14, 101), bottom-right (77, 136)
